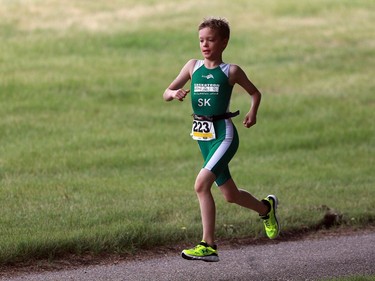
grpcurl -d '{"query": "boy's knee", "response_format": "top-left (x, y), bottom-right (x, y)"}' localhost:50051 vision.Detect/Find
top-left (194, 183), bottom-right (201, 193)
top-left (194, 169), bottom-right (216, 193)
top-left (194, 181), bottom-right (208, 194)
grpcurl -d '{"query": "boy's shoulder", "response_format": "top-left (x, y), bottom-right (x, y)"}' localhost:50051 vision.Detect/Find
top-left (229, 63), bottom-right (244, 74)
top-left (187, 59), bottom-right (200, 67)
top-left (228, 63), bottom-right (241, 69)
top-left (183, 59), bottom-right (200, 76)
top-left (228, 64), bottom-right (248, 85)
top-left (183, 59), bottom-right (199, 69)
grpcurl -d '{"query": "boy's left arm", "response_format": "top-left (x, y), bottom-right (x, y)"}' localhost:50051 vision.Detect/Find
top-left (229, 65), bottom-right (262, 128)
top-left (243, 90), bottom-right (261, 128)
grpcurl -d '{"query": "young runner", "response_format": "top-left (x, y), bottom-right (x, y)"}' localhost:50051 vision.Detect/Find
top-left (163, 17), bottom-right (280, 262)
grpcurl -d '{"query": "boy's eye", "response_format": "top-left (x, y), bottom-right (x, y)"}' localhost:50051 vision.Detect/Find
top-left (200, 39), bottom-right (214, 43)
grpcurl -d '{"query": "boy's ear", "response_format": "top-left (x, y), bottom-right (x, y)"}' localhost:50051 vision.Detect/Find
top-left (222, 38), bottom-right (229, 49)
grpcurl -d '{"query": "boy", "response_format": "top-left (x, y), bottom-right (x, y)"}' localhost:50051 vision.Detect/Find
top-left (163, 17), bottom-right (279, 262)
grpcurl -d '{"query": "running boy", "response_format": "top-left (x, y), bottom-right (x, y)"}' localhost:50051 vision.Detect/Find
top-left (163, 17), bottom-right (279, 262)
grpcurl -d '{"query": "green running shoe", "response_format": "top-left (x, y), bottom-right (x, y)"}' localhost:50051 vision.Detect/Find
top-left (261, 195), bottom-right (280, 239)
top-left (181, 241), bottom-right (219, 262)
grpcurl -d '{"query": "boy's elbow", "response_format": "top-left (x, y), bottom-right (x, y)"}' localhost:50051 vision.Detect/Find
top-left (253, 90), bottom-right (261, 100)
top-left (163, 89), bottom-right (172, 101)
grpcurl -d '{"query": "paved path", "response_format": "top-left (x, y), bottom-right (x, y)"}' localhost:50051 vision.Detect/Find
top-left (2, 232), bottom-right (375, 281)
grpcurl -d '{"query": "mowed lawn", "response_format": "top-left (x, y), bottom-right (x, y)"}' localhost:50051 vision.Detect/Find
top-left (0, 0), bottom-right (374, 265)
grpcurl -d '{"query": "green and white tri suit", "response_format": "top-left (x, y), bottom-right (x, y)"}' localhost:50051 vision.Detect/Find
top-left (191, 60), bottom-right (239, 186)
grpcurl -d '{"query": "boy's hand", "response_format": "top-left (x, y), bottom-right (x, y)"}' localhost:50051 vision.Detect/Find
top-left (174, 89), bottom-right (190, 101)
top-left (243, 112), bottom-right (257, 128)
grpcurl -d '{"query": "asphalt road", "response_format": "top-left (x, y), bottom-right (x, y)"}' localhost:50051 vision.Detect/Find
top-left (2, 232), bottom-right (375, 281)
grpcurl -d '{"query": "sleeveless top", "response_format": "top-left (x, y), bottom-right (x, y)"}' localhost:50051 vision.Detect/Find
top-left (190, 60), bottom-right (233, 116)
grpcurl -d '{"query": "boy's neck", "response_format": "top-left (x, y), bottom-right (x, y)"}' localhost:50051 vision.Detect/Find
top-left (204, 58), bottom-right (223, 69)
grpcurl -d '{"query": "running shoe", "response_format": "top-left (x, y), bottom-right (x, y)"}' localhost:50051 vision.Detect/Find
top-left (260, 195), bottom-right (280, 239)
top-left (181, 241), bottom-right (219, 262)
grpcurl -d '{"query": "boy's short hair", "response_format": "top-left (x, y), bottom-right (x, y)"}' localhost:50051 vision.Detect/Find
top-left (198, 17), bottom-right (230, 40)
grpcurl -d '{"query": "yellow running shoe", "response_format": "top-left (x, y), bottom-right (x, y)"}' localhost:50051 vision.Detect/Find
top-left (181, 241), bottom-right (219, 262)
top-left (261, 195), bottom-right (280, 239)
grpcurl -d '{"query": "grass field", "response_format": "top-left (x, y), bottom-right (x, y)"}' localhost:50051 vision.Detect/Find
top-left (0, 0), bottom-right (374, 265)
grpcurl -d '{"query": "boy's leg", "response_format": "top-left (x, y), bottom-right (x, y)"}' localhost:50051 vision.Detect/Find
top-left (219, 179), bottom-right (280, 239)
top-left (181, 168), bottom-right (219, 262)
top-left (194, 168), bottom-right (217, 246)
top-left (218, 178), bottom-right (268, 215)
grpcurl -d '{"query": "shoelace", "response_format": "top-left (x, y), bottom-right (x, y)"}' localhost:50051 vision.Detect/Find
top-left (193, 244), bottom-right (205, 251)
top-left (264, 219), bottom-right (271, 227)
top-left (262, 215), bottom-right (271, 227)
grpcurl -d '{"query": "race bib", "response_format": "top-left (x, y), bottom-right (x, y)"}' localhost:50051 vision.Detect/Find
top-left (191, 120), bottom-right (216, 141)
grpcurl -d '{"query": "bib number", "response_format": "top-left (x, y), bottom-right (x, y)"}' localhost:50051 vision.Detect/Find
top-left (191, 120), bottom-right (216, 141)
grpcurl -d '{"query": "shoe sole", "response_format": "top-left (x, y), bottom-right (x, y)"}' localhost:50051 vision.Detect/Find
top-left (181, 252), bottom-right (219, 262)
top-left (267, 194), bottom-right (280, 238)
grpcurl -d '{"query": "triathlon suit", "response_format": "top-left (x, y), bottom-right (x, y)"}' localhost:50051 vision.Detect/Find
top-left (190, 60), bottom-right (239, 186)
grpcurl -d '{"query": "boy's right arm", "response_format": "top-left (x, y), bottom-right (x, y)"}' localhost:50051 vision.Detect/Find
top-left (163, 59), bottom-right (196, 102)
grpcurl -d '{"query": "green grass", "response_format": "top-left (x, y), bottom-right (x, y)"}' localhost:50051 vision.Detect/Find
top-left (0, 0), bottom-right (374, 265)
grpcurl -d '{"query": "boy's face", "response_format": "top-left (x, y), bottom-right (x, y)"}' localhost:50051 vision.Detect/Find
top-left (199, 27), bottom-right (228, 61)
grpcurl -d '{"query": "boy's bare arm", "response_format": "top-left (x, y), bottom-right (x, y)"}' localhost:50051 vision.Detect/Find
top-left (229, 65), bottom-right (262, 128)
top-left (243, 91), bottom-right (261, 128)
top-left (163, 59), bottom-right (196, 102)
top-left (164, 88), bottom-right (190, 102)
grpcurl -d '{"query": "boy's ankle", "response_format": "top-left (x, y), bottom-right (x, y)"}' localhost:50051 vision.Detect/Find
top-left (202, 240), bottom-right (216, 249)
top-left (259, 199), bottom-right (271, 217)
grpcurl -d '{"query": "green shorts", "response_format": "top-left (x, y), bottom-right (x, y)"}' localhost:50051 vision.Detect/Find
top-left (197, 119), bottom-right (239, 186)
